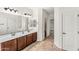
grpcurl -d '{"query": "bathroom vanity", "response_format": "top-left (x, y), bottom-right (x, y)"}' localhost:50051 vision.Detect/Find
top-left (0, 32), bottom-right (37, 51)
top-left (0, 7), bottom-right (38, 51)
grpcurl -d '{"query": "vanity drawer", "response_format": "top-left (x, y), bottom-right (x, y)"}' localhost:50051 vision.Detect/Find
top-left (1, 39), bottom-right (17, 51)
top-left (0, 32), bottom-right (37, 51)
top-left (17, 36), bottom-right (26, 50)
top-left (26, 34), bottom-right (33, 45)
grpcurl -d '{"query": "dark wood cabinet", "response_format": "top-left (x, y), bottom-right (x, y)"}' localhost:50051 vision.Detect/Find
top-left (1, 39), bottom-right (17, 51)
top-left (26, 34), bottom-right (33, 45)
top-left (17, 36), bottom-right (26, 50)
top-left (32, 32), bottom-right (37, 42)
top-left (0, 32), bottom-right (37, 51)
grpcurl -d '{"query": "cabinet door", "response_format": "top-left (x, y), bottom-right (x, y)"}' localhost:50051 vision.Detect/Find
top-left (62, 8), bottom-right (76, 51)
top-left (32, 32), bottom-right (37, 42)
top-left (26, 34), bottom-right (33, 45)
top-left (17, 36), bottom-right (26, 50)
top-left (1, 39), bottom-right (17, 51)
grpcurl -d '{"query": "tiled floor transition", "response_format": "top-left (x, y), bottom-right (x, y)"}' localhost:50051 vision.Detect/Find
top-left (22, 36), bottom-right (63, 51)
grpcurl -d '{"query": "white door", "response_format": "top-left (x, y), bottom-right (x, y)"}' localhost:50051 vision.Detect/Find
top-left (62, 8), bottom-right (76, 51)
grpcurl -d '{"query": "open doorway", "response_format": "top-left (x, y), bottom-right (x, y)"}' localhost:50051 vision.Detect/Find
top-left (43, 8), bottom-right (54, 39)
top-left (44, 17), bottom-right (47, 38)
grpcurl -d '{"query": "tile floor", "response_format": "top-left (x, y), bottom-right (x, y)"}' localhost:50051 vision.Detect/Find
top-left (22, 36), bottom-right (63, 51)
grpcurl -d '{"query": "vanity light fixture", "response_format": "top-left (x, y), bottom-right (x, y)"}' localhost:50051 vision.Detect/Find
top-left (24, 12), bottom-right (32, 16)
top-left (4, 7), bottom-right (9, 10)
top-left (24, 13), bottom-right (28, 15)
top-left (14, 10), bottom-right (18, 13)
top-left (4, 8), bottom-right (8, 10)
top-left (9, 8), bottom-right (14, 12)
top-left (4, 7), bottom-right (18, 13)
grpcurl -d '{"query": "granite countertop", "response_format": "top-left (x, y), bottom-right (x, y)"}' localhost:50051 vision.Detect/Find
top-left (0, 29), bottom-right (37, 43)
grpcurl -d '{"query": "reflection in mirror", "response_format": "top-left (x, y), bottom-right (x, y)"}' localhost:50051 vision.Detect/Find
top-left (7, 13), bottom-right (22, 34)
top-left (0, 10), bottom-right (32, 35)
top-left (0, 12), bottom-right (23, 35)
top-left (21, 16), bottom-right (28, 32)
top-left (28, 18), bottom-right (33, 32)
top-left (0, 12), bottom-right (8, 35)
top-left (32, 19), bottom-right (37, 27)
top-left (28, 18), bottom-right (37, 28)
top-left (25, 17), bottom-right (28, 31)
top-left (15, 15), bottom-right (22, 32)
top-left (7, 13), bottom-right (17, 34)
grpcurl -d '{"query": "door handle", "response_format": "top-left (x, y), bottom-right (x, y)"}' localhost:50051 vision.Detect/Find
top-left (62, 32), bottom-right (66, 34)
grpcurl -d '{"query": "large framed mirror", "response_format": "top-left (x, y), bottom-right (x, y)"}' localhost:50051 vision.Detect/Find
top-left (0, 7), bottom-right (33, 35)
top-left (0, 12), bottom-right (8, 35)
top-left (0, 12), bottom-right (23, 35)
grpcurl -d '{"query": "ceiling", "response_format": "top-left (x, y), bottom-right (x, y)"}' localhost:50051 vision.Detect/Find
top-left (43, 7), bottom-right (54, 14)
